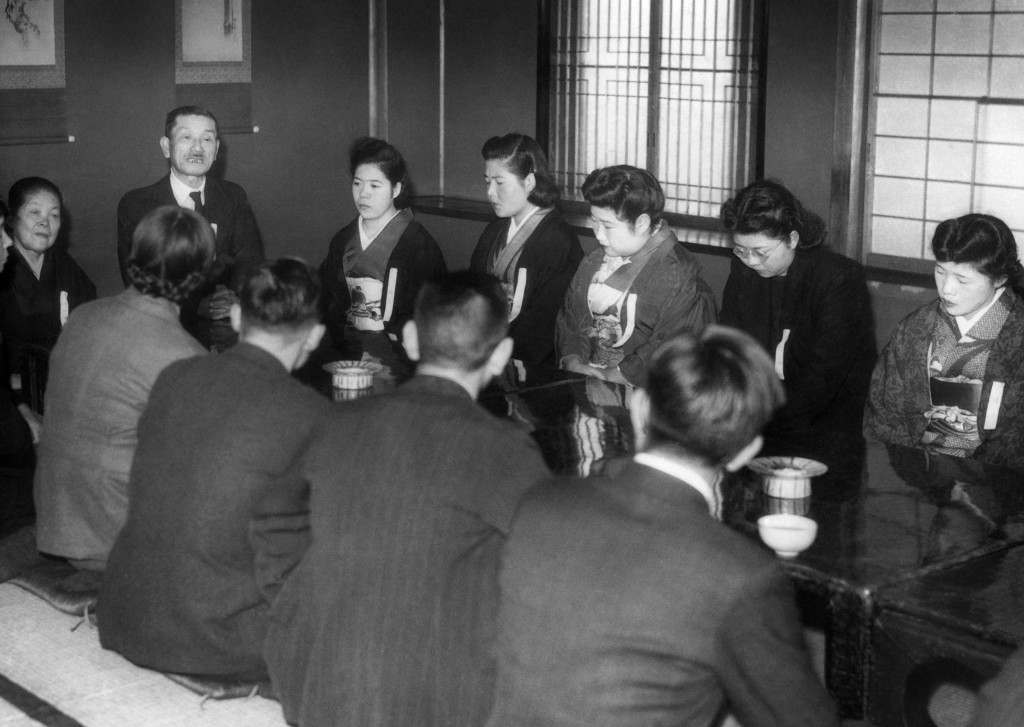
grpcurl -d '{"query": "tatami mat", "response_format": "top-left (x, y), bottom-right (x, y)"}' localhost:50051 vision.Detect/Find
top-left (0, 584), bottom-right (286, 727)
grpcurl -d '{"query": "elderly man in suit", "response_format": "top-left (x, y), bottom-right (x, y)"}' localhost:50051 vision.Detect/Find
top-left (253, 271), bottom-right (550, 726)
top-left (486, 326), bottom-right (839, 727)
top-left (98, 258), bottom-right (328, 680)
top-left (117, 105), bottom-right (264, 323)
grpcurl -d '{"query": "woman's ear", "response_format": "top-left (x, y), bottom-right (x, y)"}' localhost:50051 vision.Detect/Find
top-left (788, 230), bottom-right (800, 248)
top-left (392, 181), bottom-right (403, 201)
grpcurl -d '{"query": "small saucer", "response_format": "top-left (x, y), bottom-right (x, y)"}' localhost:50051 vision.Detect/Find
top-left (322, 359), bottom-right (385, 376)
top-left (747, 456), bottom-right (828, 479)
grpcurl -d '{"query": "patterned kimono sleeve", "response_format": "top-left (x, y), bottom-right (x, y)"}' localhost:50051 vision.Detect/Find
top-left (555, 262), bottom-right (594, 366)
top-left (618, 272), bottom-right (716, 385)
top-left (864, 317), bottom-right (929, 448)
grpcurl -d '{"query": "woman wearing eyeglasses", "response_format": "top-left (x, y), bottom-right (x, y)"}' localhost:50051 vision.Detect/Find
top-left (719, 179), bottom-right (875, 474)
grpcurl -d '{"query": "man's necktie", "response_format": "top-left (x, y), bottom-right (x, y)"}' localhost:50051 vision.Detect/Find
top-left (189, 191), bottom-right (205, 218)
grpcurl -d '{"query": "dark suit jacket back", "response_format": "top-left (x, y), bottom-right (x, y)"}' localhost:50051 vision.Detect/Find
top-left (256, 375), bottom-right (549, 727)
top-left (487, 460), bottom-right (838, 727)
top-left (98, 343), bottom-right (329, 678)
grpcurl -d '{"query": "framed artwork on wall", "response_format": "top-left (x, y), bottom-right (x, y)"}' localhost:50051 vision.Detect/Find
top-left (176, 0), bottom-right (252, 85)
top-left (0, 0), bottom-right (66, 89)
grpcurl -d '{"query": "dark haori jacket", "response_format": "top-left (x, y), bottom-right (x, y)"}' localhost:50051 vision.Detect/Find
top-left (556, 226), bottom-right (716, 385)
top-left (470, 208), bottom-right (583, 367)
top-left (865, 291), bottom-right (1024, 471)
top-left (319, 210), bottom-right (447, 347)
top-left (0, 245), bottom-right (96, 390)
top-left (116, 175), bottom-right (265, 294)
top-left (98, 342), bottom-right (329, 679)
top-left (486, 459), bottom-right (838, 727)
top-left (720, 247), bottom-right (876, 473)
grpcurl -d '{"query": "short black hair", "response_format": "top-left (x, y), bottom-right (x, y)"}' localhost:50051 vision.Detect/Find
top-left (581, 165), bottom-right (665, 227)
top-left (645, 326), bottom-right (785, 465)
top-left (5, 177), bottom-right (62, 235)
top-left (164, 105), bottom-right (219, 139)
top-left (481, 132), bottom-right (560, 208)
top-left (720, 178), bottom-right (826, 249)
top-left (239, 257), bottom-right (322, 331)
top-left (126, 206), bottom-right (215, 303)
top-left (350, 137), bottom-right (407, 186)
top-left (414, 271), bottom-right (508, 371)
top-left (932, 213), bottom-right (1022, 291)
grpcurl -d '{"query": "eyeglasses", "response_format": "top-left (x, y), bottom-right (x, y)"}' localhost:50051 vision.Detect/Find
top-left (732, 240), bottom-right (785, 263)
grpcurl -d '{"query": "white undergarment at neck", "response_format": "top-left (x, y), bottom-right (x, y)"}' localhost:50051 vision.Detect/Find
top-left (955, 286), bottom-right (1005, 339)
top-left (168, 172), bottom-right (206, 209)
top-left (359, 209), bottom-right (402, 250)
top-left (506, 205), bottom-right (540, 245)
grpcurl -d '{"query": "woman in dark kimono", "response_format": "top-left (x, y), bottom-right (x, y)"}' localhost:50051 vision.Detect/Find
top-left (866, 214), bottom-right (1024, 470)
top-left (0, 177), bottom-right (95, 401)
top-left (471, 133), bottom-right (582, 368)
top-left (719, 179), bottom-right (875, 474)
top-left (320, 138), bottom-right (446, 371)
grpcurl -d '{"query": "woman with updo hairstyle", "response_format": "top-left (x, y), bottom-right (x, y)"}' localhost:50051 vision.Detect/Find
top-left (719, 179), bottom-right (875, 473)
top-left (866, 213), bottom-right (1024, 469)
top-left (320, 137), bottom-right (446, 370)
top-left (557, 165), bottom-right (715, 386)
top-left (35, 206), bottom-right (213, 571)
top-left (0, 177), bottom-right (95, 398)
top-left (470, 132), bottom-right (582, 367)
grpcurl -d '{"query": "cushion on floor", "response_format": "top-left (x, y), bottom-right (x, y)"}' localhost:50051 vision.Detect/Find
top-left (163, 672), bottom-right (272, 701)
top-left (8, 559), bottom-right (101, 616)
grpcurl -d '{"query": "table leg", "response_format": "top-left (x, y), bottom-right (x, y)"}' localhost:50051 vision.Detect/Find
top-left (825, 586), bottom-right (874, 719)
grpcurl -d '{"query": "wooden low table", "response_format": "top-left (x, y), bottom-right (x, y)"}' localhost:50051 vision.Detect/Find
top-left (869, 542), bottom-right (1024, 725)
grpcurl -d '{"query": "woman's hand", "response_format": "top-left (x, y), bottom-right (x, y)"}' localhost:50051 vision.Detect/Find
top-left (562, 355), bottom-right (628, 385)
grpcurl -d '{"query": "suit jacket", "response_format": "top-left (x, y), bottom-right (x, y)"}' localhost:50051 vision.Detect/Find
top-left (320, 215), bottom-right (447, 346)
top-left (253, 375), bottom-right (549, 726)
top-left (117, 175), bottom-right (264, 293)
top-left (98, 343), bottom-right (329, 678)
top-left (34, 288), bottom-right (206, 564)
top-left (720, 247), bottom-right (876, 472)
top-left (556, 228), bottom-right (716, 384)
top-left (865, 293), bottom-right (1024, 470)
top-left (470, 210), bottom-right (583, 367)
top-left (486, 459), bottom-right (838, 727)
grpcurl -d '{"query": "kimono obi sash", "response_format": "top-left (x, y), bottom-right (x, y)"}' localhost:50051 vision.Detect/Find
top-left (925, 292), bottom-right (1011, 456)
top-left (490, 207), bottom-right (552, 323)
top-left (342, 209), bottom-right (412, 331)
top-left (584, 226), bottom-right (672, 367)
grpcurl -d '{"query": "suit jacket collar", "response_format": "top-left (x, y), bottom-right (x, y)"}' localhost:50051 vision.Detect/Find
top-left (156, 175), bottom-right (227, 221)
top-left (226, 340), bottom-right (288, 375)
top-left (400, 373), bottom-right (474, 400)
top-left (598, 458), bottom-right (714, 518)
